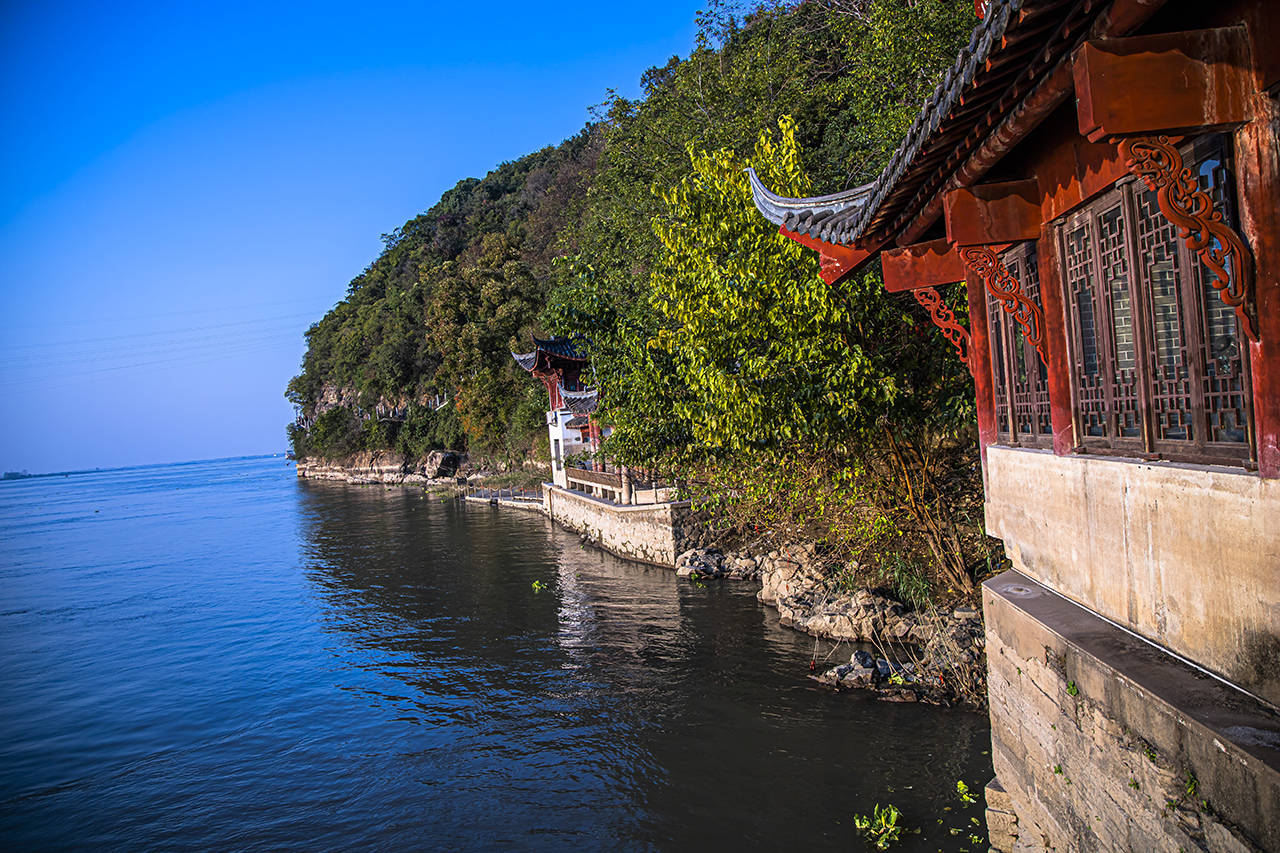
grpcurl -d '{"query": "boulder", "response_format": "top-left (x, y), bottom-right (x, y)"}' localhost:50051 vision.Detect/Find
top-left (419, 450), bottom-right (462, 479)
top-left (839, 665), bottom-right (877, 688)
top-left (878, 689), bottom-right (918, 703)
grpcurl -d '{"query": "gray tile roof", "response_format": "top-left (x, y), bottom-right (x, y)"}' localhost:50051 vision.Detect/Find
top-left (750, 0), bottom-right (1096, 247)
top-left (513, 336), bottom-right (588, 372)
top-left (560, 386), bottom-right (598, 415)
top-left (532, 336), bottom-right (587, 361)
top-left (745, 169), bottom-right (874, 243)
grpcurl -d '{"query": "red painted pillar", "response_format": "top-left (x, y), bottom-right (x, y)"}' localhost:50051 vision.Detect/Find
top-left (1036, 232), bottom-right (1077, 456)
top-left (1235, 100), bottom-right (1280, 478)
top-left (965, 269), bottom-right (998, 476)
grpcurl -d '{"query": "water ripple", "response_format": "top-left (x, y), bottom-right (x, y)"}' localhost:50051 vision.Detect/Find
top-left (0, 457), bottom-right (992, 851)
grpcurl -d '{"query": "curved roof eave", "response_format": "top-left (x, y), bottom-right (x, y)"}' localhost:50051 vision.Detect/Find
top-left (745, 168), bottom-right (874, 235)
top-left (531, 336), bottom-right (588, 361)
top-left (746, 0), bottom-right (1034, 247)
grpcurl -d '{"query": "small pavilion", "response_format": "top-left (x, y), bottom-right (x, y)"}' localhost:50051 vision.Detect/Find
top-left (512, 337), bottom-right (615, 493)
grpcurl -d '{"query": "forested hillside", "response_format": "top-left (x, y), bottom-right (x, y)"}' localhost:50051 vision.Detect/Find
top-left (286, 128), bottom-right (600, 460)
top-left (288, 0), bottom-right (994, 599)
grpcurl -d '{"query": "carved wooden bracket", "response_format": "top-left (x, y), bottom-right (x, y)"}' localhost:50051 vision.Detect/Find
top-left (1119, 135), bottom-right (1259, 341)
top-left (959, 246), bottom-right (1048, 364)
top-left (912, 286), bottom-right (972, 371)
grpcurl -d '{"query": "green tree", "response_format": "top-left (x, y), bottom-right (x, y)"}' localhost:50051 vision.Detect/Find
top-left (425, 234), bottom-right (544, 456)
top-left (646, 116), bottom-right (895, 453)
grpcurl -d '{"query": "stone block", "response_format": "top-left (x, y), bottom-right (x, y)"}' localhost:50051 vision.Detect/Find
top-left (985, 571), bottom-right (1280, 852)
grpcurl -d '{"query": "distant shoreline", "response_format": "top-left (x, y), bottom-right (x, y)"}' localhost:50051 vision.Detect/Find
top-left (0, 453), bottom-right (290, 483)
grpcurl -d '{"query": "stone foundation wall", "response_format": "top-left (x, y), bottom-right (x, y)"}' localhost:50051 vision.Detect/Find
top-left (983, 446), bottom-right (1280, 706)
top-left (984, 571), bottom-right (1280, 852)
top-left (544, 486), bottom-right (691, 567)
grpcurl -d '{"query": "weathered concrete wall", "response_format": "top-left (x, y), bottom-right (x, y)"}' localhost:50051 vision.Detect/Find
top-left (984, 446), bottom-right (1280, 706)
top-left (984, 571), bottom-right (1280, 853)
top-left (544, 485), bottom-right (691, 567)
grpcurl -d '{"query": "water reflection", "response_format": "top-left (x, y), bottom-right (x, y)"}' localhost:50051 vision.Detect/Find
top-left (295, 480), bottom-right (993, 851)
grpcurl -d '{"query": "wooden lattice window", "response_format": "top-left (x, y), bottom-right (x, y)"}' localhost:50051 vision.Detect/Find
top-left (1055, 135), bottom-right (1254, 466)
top-left (987, 242), bottom-right (1053, 447)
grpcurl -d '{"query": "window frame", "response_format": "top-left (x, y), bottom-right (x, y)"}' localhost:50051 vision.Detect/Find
top-left (1053, 135), bottom-right (1256, 467)
top-left (987, 241), bottom-right (1053, 448)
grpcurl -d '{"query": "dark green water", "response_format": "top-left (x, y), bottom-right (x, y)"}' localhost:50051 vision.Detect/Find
top-left (0, 455), bottom-right (992, 850)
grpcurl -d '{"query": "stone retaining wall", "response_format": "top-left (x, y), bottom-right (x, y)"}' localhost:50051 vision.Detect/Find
top-left (984, 571), bottom-right (1280, 852)
top-left (544, 485), bottom-right (691, 567)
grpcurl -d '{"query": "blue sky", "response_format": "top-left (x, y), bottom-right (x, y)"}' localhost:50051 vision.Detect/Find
top-left (0, 1), bottom-right (702, 473)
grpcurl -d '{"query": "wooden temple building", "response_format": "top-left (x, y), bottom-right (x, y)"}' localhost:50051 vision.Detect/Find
top-left (512, 336), bottom-right (639, 501)
top-left (513, 337), bottom-right (599, 488)
top-left (750, 0), bottom-right (1278, 849)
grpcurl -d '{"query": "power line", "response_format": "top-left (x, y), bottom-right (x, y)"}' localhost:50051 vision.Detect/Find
top-left (0, 333), bottom-right (307, 391)
top-left (0, 310), bottom-right (322, 353)
top-left (0, 322), bottom-right (311, 368)
top-left (0, 296), bottom-right (338, 333)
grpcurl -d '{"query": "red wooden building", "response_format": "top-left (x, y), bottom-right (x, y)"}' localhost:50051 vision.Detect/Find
top-left (512, 337), bottom-right (612, 491)
top-left (751, 0), bottom-right (1278, 849)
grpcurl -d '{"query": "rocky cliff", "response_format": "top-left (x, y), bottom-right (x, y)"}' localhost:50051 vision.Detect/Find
top-left (295, 450), bottom-right (463, 485)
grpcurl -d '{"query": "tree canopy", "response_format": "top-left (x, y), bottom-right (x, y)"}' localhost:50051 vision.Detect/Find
top-left (287, 0), bottom-right (976, 471)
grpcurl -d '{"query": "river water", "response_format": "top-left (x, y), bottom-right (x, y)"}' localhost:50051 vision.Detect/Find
top-left (0, 455), bottom-right (992, 851)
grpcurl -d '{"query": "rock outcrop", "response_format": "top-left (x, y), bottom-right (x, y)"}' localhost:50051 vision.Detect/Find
top-left (295, 450), bottom-right (463, 484)
top-left (684, 539), bottom-right (987, 705)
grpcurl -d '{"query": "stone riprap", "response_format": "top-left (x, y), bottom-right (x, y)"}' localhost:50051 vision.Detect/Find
top-left (674, 548), bottom-right (761, 581)
top-left (703, 540), bottom-right (988, 705)
top-left (487, 489), bottom-right (988, 706)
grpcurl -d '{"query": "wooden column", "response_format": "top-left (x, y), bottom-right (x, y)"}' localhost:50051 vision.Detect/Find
top-left (965, 268), bottom-right (998, 474)
top-left (1234, 100), bottom-right (1280, 478)
top-left (1034, 232), bottom-right (1077, 456)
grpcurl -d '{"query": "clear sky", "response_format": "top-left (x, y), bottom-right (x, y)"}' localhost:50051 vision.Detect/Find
top-left (0, 0), bottom-right (701, 474)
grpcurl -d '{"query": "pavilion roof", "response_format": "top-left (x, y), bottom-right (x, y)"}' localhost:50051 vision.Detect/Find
top-left (748, 0), bottom-right (1107, 247)
top-left (512, 336), bottom-right (588, 375)
top-left (560, 386), bottom-right (598, 415)
top-left (532, 336), bottom-right (587, 361)
top-left (564, 415), bottom-right (591, 429)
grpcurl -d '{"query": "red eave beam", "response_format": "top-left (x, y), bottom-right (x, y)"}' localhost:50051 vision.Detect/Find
top-left (779, 226), bottom-right (878, 285)
top-left (881, 238), bottom-right (967, 292)
top-left (1074, 27), bottom-right (1254, 142)
top-left (944, 179), bottom-right (1041, 246)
